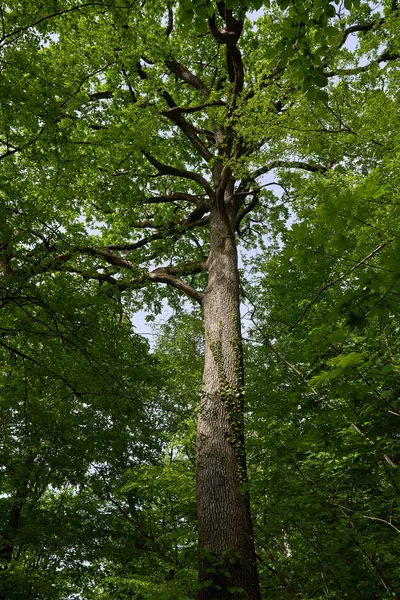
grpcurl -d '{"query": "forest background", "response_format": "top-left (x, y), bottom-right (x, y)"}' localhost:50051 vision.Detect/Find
top-left (1, 0), bottom-right (400, 598)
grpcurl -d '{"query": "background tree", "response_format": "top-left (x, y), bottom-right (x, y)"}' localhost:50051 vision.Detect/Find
top-left (243, 50), bottom-right (400, 597)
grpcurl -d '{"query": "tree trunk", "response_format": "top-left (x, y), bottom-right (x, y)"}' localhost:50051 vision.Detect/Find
top-left (196, 187), bottom-right (260, 599)
top-left (0, 480), bottom-right (28, 600)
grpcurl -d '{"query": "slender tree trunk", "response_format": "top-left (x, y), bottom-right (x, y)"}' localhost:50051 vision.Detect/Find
top-left (196, 186), bottom-right (260, 599)
top-left (0, 481), bottom-right (28, 600)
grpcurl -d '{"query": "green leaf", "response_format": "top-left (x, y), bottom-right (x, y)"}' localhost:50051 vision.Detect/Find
top-left (181, 8), bottom-right (194, 24)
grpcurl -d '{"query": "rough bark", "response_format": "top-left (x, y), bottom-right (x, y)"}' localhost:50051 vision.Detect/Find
top-left (196, 184), bottom-right (260, 599)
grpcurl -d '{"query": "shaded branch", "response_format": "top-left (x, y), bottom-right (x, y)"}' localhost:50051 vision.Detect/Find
top-left (142, 151), bottom-right (213, 196)
top-left (161, 91), bottom-right (213, 162)
top-left (1, 3), bottom-right (102, 45)
top-left (0, 133), bottom-right (40, 161)
top-left (325, 51), bottom-right (400, 78)
top-left (152, 259), bottom-right (207, 278)
top-left (88, 91), bottom-right (113, 101)
top-left (338, 2), bottom-right (400, 50)
top-left (162, 100), bottom-right (225, 115)
top-left (338, 19), bottom-right (385, 49)
top-left (165, 2), bottom-right (173, 38)
top-left (165, 59), bottom-right (210, 98)
top-left (145, 192), bottom-right (201, 205)
top-left (251, 160), bottom-right (328, 180)
top-left (235, 195), bottom-right (259, 233)
top-left (148, 271), bottom-right (203, 304)
top-left (291, 241), bottom-right (393, 329)
top-left (208, 7), bottom-right (244, 102)
top-left (62, 261), bottom-right (205, 304)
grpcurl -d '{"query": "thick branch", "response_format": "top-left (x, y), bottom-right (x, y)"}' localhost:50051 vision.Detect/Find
top-left (62, 261), bottom-right (205, 304)
top-left (338, 19), bottom-right (385, 49)
top-left (162, 100), bottom-right (225, 115)
top-left (88, 91), bottom-right (113, 101)
top-left (208, 8), bottom-right (244, 100)
top-left (148, 271), bottom-right (203, 303)
top-left (142, 151), bottom-right (213, 196)
top-left (165, 59), bottom-right (210, 98)
top-left (152, 259), bottom-right (207, 278)
top-left (164, 2), bottom-right (173, 38)
top-left (161, 91), bottom-right (213, 162)
top-left (338, 2), bottom-right (400, 51)
top-left (145, 192), bottom-right (201, 205)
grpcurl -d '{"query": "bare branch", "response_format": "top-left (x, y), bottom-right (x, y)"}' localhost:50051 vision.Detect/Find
top-left (208, 9), bottom-right (244, 100)
top-left (62, 263), bottom-right (204, 304)
top-left (0, 132), bottom-right (41, 161)
top-left (88, 91), bottom-right (113, 100)
top-left (338, 2), bottom-right (400, 51)
top-left (361, 516), bottom-right (400, 533)
top-left (105, 233), bottom-right (167, 251)
top-left (338, 19), bottom-right (385, 49)
top-left (78, 247), bottom-right (134, 269)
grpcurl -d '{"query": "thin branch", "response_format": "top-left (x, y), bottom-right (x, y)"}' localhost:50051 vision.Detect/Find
top-left (247, 322), bottom-right (397, 469)
top-left (235, 195), bottom-right (259, 232)
top-left (251, 160), bottom-right (328, 180)
top-left (361, 516), bottom-right (400, 534)
top-left (291, 241), bottom-right (393, 329)
top-left (325, 51), bottom-right (400, 78)
top-left (1, 3), bottom-right (102, 45)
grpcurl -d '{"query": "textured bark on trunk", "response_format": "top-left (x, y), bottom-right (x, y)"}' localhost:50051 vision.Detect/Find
top-left (196, 189), bottom-right (260, 599)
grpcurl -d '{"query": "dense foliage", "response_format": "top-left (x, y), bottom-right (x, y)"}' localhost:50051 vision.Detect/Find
top-left (1, 0), bottom-right (400, 598)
